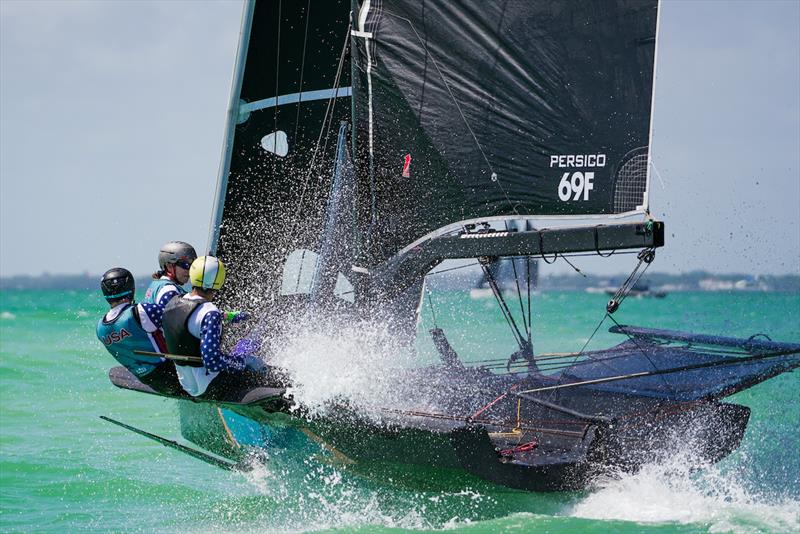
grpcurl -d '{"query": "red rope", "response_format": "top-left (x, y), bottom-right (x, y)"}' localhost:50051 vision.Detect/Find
top-left (499, 439), bottom-right (538, 457)
top-left (470, 385), bottom-right (518, 420)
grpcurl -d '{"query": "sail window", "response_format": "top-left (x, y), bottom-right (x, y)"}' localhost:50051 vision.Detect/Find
top-left (334, 273), bottom-right (354, 303)
top-left (280, 249), bottom-right (318, 295)
top-left (260, 131), bottom-right (289, 157)
top-left (613, 147), bottom-right (649, 213)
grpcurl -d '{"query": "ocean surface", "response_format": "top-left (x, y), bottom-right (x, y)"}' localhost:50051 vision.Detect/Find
top-left (1, 289), bottom-right (798, 533)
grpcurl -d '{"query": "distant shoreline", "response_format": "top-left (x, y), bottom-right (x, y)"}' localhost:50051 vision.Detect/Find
top-left (1, 272), bottom-right (798, 293)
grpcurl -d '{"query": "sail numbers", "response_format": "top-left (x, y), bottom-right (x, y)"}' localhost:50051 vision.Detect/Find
top-left (551, 153), bottom-right (605, 201)
top-left (558, 172), bottom-right (594, 201)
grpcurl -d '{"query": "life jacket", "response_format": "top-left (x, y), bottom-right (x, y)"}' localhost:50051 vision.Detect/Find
top-left (96, 304), bottom-right (164, 377)
top-left (143, 278), bottom-right (186, 306)
top-left (162, 297), bottom-right (205, 368)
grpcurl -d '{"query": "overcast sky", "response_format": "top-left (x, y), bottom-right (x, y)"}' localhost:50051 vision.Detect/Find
top-left (1, 0), bottom-right (798, 278)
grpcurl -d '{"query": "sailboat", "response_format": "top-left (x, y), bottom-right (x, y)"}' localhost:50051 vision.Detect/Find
top-left (106, 0), bottom-right (800, 491)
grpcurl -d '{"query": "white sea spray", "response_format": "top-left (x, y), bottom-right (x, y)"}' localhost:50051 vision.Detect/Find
top-left (269, 318), bottom-right (432, 422)
top-left (571, 446), bottom-right (800, 532)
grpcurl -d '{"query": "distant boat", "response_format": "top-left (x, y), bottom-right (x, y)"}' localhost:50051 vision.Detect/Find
top-left (699, 277), bottom-right (768, 292)
top-left (603, 281), bottom-right (667, 298)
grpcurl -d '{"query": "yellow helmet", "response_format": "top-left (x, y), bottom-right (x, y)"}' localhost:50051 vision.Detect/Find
top-left (189, 256), bottom-right (226, 290)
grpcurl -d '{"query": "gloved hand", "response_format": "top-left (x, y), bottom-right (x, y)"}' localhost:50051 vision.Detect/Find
top-left (244, 355), bottom-right (267, 372)
top-left (224, 310), bottom-right (250, 324)
top-left (230, 337), bottom-right (261, 357)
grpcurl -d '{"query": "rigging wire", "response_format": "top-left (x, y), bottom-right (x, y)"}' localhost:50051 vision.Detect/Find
top-left (290, 19), bottom-right (352, 237)
top-left (539, 247), bottom-right (674, 404)
top-left (272, 0), bottom-right (283, 183)
top-left (480, 259), bottom-right (526, 350)
top-left (504, 223), bottom-right (530, 339)
top-left (426, 287), bottom-right (439, 329)
top-left (293, 0), bottom-right (313, 148)
top-left (426, 261), bottom-right (481, 277)
top-left (526, 256), bottom-right (533, 344)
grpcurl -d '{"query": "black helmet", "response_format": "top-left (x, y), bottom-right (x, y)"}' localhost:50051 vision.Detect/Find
top-left (100, 268), bottom-right (135, 301)
top-left (158, 241), bottom-right (197, 270)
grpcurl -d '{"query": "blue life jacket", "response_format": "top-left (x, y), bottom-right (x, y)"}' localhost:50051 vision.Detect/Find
top-left (143, 278), bottom-right (186, 306)
top-left (96, 304), bottom-right (164, 377)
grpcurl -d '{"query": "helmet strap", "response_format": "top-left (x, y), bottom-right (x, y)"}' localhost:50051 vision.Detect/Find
top-left (165, 264), bottom-right (178, 281)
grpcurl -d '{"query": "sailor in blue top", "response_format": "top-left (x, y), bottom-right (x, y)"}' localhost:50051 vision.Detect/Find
top-left (143, 241), bottom-right (197, 306)
top-left (96, 267), bottom-right (182, 394)
top-left (162, 256), bottom-right (260, 398)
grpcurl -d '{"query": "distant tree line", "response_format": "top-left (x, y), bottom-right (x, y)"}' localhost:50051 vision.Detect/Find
top-left (1, 271), bottom-right (798, 292)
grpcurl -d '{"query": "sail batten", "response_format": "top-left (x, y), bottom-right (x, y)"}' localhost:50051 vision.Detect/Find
top-left (240, 87), bottom-right (353, 115)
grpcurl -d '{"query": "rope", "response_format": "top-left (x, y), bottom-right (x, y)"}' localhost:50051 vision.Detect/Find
top-left (538, 231), bottom-right (558, 264)
top-left (593, 225), bottom-right (616, 258)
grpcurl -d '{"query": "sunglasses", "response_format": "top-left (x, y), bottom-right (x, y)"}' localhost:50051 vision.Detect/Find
top-left (175, 260), bottom-right (193, 270)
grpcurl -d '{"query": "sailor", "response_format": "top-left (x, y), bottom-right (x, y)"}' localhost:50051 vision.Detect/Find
top-left (143, 241), bottom-right (198, 306)
top-left (162, 256), bottom-right (261, 398)
top-left (96, 267), bottom-right (182, 393)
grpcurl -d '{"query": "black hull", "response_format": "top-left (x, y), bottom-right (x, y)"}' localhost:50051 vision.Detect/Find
top-left (175, 382), bottom-right (750, 492)
top-left (110, 319), bottom-right (794, 493)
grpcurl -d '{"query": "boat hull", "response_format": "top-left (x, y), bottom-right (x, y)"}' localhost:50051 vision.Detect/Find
top-left (178, 393), bottom-right (750, 492)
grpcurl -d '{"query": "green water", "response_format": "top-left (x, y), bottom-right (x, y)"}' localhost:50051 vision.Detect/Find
top-left (1, 290), bottom-right (798, 533)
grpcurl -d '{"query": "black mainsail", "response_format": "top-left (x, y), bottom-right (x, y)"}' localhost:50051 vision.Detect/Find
top-left (351, 0), bottom-right (658, 265)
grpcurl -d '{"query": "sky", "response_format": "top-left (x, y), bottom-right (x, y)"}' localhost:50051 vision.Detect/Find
top-left (0, 0), bottom-right (798, 278)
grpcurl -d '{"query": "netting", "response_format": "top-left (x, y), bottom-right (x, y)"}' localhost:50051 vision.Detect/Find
top-left (613, 147), bottom-right (649, 213)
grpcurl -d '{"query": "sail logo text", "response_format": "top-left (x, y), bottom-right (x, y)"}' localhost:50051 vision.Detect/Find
top-left (551, 154), bottom-right (604, 201)
top-left (102, 328), bottom-right (131, 346)
top-left (549, 154), bottom-right (606, 168)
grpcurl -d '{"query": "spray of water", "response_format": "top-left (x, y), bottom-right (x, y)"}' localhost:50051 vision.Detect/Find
top-left (571, 446), bottom-right (800, 532)
top-left (269, 318), bottom-right (437, 422)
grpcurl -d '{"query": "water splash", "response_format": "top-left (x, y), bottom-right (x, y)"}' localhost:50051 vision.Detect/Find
top-left (269, 319), bottom-right (426, 422)
top-left (571, 448), bottom-right (800, 532)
